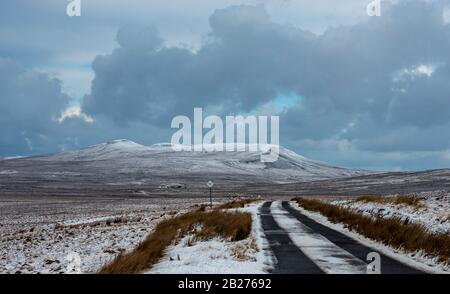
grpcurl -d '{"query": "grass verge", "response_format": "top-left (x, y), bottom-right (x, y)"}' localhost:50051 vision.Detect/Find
top-left (293, 197), bottom-right (450, 264)
top-left (355, 195), bottom-right (423, 208)
top-left (98, 209), bottom-right (252, 274)
top-left (216, 198), bottom-right (258, 209)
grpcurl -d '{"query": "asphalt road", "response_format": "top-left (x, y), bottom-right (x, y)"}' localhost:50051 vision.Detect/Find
top-left (260, 201), bottom-right (424, 274)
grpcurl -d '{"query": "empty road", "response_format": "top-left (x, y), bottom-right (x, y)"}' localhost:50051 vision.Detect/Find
top-left (260, 201), bottom-right (423, 274)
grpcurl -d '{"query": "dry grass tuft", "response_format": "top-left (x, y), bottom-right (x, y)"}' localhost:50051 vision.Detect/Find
top-left (356, 195), bottom-right (423, 208)
top-left (231, 237), bottom-right (258, 262)
top-left (394, 195), bottom-right (423, 206)
top-left (293, 197), bottom-right (450, 264)
top-left (216, 198), bottom-right (259, 209)
top-left (98, 209), bottom-right (252, 274)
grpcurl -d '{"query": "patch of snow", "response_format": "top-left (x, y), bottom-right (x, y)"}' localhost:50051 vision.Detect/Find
top-left (0, 170), bottom-right (18, 175)
top-left (147, 237), bottom-right (265, 274)
top-left (62, 216), bottom-right (122, 226)
top-left (3, 156), bottom-right (24, 160)
top-left (239, 202), bottom-right (275, 271)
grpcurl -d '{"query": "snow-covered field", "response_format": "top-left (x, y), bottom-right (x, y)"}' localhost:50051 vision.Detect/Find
top-left (147, 203), bottom-right (273, 274)
top-left (0, 196), bottom-right (215, 274)
top-left (333, 192), bottom-right (450, 234)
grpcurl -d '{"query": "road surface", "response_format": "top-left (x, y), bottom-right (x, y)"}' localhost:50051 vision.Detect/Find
top-left (260, 201), bottom-right (423, 274)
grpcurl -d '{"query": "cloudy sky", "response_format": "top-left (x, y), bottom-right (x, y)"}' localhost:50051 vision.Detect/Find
top-left (1, 0), bottom-right (450, 171)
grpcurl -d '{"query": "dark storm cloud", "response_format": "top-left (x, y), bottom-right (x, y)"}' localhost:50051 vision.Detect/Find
top-left (0, 55), bottom-right (172, 156)
top-left (0, 56), bottom-right (175, 156)
top-left (0, 58), bottom-right (71, 155)
top-left (82, 5), bottom-right (316, 125)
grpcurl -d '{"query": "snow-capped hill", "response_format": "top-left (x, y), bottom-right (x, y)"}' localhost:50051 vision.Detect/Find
top-left (36, 140), bottom-right (370, 183)
top-left (43, 139), bottom-right (152, 161)
top-left (106, 139), bottom-right (143, 146)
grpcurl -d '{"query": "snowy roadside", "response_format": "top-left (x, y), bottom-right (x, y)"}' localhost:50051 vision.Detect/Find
top-left (147, 202), bottom-right (273, 274)
top-left (290, 201), bottom-right (449, 274)
top-left (333, 192), bottom-right (450, 235)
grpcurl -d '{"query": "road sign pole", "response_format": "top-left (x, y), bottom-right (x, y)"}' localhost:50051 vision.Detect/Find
top-left (206, 181), bottom-right (214, 209)
top-left (209, 187), bottom-right (212, 208)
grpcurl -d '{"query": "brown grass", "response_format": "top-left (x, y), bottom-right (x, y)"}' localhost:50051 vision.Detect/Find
top-left (216, 198), bottom-right (258, 209)
top-left (231, 237), bottom-right (258, 261)
top-left (98, 209), bottom-right (252, 274)
top-left (356, 195), bottom-right (423, 208)
top-left (293, 197), bottom-right (450, 264)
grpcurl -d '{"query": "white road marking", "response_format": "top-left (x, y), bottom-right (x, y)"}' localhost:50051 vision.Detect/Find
top-left (271, 201), bottom-right (367, 274)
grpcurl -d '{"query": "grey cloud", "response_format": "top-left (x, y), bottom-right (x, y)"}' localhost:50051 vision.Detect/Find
top-left (116, 26), bottom-right (163, 50)
top-left (0, 58), bottom-right (70, 155)
top-left (387, 64), bottom-right (450, 128)
top-left (83, 1), bottom-right (450, 156)
top-left (0, 55), bottom-right (172, 156)
top-left (82, 5), bottom-right (316, 125)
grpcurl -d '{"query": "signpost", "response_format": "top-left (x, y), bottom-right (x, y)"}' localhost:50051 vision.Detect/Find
top-left (206, 181), bottom-right (214, 208)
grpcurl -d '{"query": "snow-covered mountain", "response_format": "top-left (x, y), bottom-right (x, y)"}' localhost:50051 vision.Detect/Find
top-left (3, 139), bottom-right (450, 197)
top-left (36, 139), bottom-right (370, 183)
top-left (43, 139), bottom-right (152, 161)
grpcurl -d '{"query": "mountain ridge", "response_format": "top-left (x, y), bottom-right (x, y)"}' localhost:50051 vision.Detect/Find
top-left (28, 139), bottom-right (371, 183)
top-left (2, 139), bottom-right (450, 197)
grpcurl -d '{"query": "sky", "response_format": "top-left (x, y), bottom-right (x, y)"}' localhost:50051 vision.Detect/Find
top-left (1, 0), bottom-right (450, 171)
